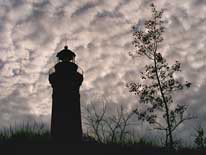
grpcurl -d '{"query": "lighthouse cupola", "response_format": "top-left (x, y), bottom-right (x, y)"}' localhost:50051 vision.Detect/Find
top-left (56, 45), bottom-right (76, 63)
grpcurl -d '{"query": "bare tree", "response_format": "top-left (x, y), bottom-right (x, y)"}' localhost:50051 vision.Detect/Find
top-left (127, 3), bottom-right (193, 149)
top-left (104, 104), bottom-right (135, 143)
top-left (82, 101), bottom-right (135, 143)
top-left (82, 101), bottom-right (107, 143)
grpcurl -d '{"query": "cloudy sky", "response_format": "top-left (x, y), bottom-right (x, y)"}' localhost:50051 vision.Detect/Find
top-left (0, 0), bottom-right (205, 142)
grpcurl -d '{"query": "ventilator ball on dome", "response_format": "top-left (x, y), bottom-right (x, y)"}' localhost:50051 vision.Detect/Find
top-left (56, 46), bottom-right (76, 61)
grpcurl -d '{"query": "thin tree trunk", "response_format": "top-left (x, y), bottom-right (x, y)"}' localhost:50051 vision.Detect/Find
top-left (153, 42), bottom-right (174, 150)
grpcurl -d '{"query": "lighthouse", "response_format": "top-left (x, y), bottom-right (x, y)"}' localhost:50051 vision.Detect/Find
top-left (49, 46), bottom-right (83, 143)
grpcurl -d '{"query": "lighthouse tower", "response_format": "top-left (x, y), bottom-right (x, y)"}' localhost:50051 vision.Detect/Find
top-left (49, 45), bottom-right (83, 143)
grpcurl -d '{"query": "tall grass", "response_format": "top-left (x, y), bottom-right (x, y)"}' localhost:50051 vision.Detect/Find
top-left (0, 122), bottom-right (205, 155)
top-left (0, 122), bottom-right (50, 144)
top-left (0, 121), bottom-right (155, 146)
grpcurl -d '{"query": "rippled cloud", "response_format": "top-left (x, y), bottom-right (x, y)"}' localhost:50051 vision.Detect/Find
top-left (0, 0), bottom-right (205, 142)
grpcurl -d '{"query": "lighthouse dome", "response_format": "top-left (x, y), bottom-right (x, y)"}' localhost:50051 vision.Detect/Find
top-left (56, 46), bottom-right (76, 61)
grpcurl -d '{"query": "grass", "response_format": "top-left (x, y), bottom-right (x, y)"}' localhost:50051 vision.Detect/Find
top-left (0, 122), bottom-right (50, 144)
top-left (0, 122), bottom-right (206, 155)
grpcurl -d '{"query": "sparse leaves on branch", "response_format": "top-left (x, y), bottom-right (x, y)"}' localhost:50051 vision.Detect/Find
top-left (127, 3), bottom-right (193, 149)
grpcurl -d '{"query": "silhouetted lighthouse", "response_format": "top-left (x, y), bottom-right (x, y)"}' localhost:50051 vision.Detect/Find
top-left (49, 46), bottom-right (83, 143)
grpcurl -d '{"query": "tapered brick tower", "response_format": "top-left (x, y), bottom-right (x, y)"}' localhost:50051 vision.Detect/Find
top-left (49, 46), bottom-right (83, 143)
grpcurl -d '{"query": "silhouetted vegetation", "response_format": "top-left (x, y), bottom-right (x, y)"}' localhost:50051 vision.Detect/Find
top-left (0, 122), bottom-right (50, 144)
top-left (0, 122), bottom-right (206, 155)
top-left (194, 125), bottom-right (206, 149)
top-left (127, 3), bottom-right (194, 150)
top-left (83, 101), bottom-right (135, 144)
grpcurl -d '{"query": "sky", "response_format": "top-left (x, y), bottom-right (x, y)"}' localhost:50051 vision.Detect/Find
top-left (0, 0), bottom-right (205, 143)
